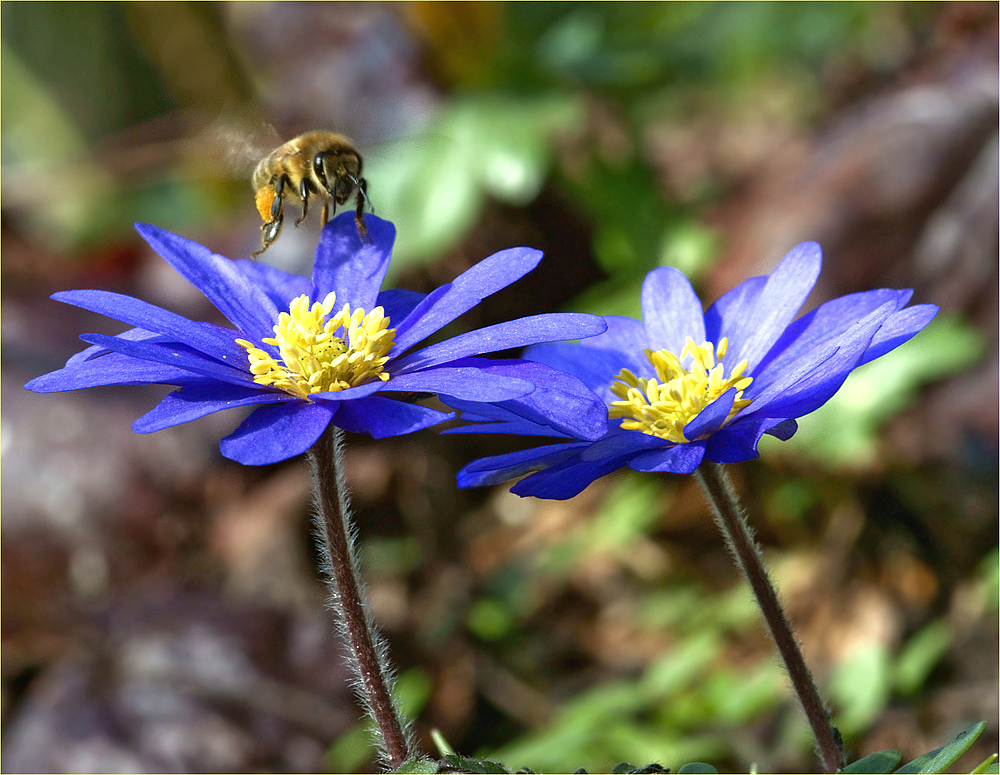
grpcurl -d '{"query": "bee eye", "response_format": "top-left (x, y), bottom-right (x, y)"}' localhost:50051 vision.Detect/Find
top-left (313, 153), bottom-right (337, 194)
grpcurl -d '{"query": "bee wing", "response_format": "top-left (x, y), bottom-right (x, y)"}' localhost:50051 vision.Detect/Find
top-left (196, 115), bottom-right (283, 178)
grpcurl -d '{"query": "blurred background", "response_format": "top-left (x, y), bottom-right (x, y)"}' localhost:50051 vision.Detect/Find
top-left (2, 2), bottom-right (997, 772)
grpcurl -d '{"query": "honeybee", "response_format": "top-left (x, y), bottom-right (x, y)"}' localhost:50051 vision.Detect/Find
top-left (251, 130), bottom-right (371, 257)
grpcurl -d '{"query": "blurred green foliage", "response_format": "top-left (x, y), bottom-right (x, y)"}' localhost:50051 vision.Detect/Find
top-left (367, 95), bottom-right (582, 272)
top-left (1, 3), bottom-right (248, 249)
top-left (459, 478), bottom-right (786, 770)
top-left (373, 1), bottom-right (927, 289)
top-left (2, 1), bottom-right (925, 278)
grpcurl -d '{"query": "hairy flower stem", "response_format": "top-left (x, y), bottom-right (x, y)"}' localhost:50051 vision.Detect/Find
top-left (695, 462), bottom-right (843, 774)
top-left (309, 426), bottom-right (412, 769)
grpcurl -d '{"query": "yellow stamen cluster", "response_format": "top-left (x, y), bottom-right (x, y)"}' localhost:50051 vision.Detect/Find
top-left (236, 292), bottom-right (395, 400)
top-left (609, 337), bottom-right (752, 443)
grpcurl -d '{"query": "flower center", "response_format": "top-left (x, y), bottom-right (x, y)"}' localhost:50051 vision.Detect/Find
top-left (608, 337), bottom-right (752, 443)
top-left (236, 292), bottom-right (395, 400)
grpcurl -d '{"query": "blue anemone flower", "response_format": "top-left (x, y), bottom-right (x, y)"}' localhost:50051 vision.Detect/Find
top-left (25, 214), bottom-right (608, 465)
top-left (449, 242), bottom-right (939, 500)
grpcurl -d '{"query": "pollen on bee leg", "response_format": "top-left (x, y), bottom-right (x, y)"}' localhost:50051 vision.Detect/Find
top-left (255, 188), bottom-right (276, 221)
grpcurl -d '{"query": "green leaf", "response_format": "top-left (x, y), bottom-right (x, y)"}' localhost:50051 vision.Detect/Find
top-left (894, 722), bottom-right (986, 773)
top-left (678, 764), bottom-right (720, 774)
top-left (657, 222), bottom-right (720, 278)
top-left (970, 754), bottom-right (998, 775)
top-left (325, 724), bottom-right (375, 772)
top-left (641, 631), bottom-right (722, 700)
top-left (977, 549), bottom-right (999, 613)
top-left (395, 667), bottom-right (434, 721)
top-left (828, 643), bottom-right (892, 734)
top-left (431, 728), bottom-right (457, 757)
top-left (701, 662), bottom-right (783, 725)
top-left (365, 133), bottom-right (480, 270)
top-left (893, 620), bottom-right (953, 697)
top-left (608, 763), bottom-right (668, 774)
top-left (838, 749), bottom-right (902, 773)
top-left (441, 754), bottom-right (515, 774)
top-left (366, 94), bottom-right (581, 271)
top-left (467, 597), bottom-right (516, 641)
top-left (396, 759), bottom-right (440, 774)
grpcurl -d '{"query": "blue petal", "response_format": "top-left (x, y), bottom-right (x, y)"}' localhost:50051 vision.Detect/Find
top-left (64, 327), bottom-right (164, 366)
top-left (444, 413), bottom-right (570, 438)
top-left (393, 313), bottom-right (607, 372)
top-left (499, 430), bottom-right (669, 498)
top-left (66, 331), bottom-right (136, 364)
top-left (859, 303), bottom-right (938, 366)
top-left (641, 267), bottom-right (706, 354)
top-left (220, 401), bottom-right (337, 465)
top-left (713, 242), bottom-right (822, 371)
top-left (312, 213), bottom-right (395, 311)
top-left (443, 357), bottom-right (609, 440)
top-left (232, 259), bottom-right (312, 308)
top-left (385, 366), bottom-right (534, 401)
top-left (703, 276), bottom-right (766, 345)
top-left (523, 342), bottom-right (626, 401)
top-left (580, 429), bottom-right (667, 462)
top-left (574, 315), bottom-right (650, 376)
top-left (745, 300), bottom-right (896, 417)
top-left (52, 290), bottom-right (246, 362)
top-left (510, 436), bottom-right (653, 500)
top-left (390, 246), bottom-right (544, 356)
top-left (25, 351), bottom-right (196, 392)
top-left (133, 382), bottom-right (293, 433)
top-left (308, 380), bottom-right (388, 403)
top-left (767, 418), bottom-right (798, 440)
top-left (333, 395), bottom-right (453, 438)
top-left (458, 442), bottom-right (588, 488)
top-left (628, 441), bottom-right (706, 473)
top-left (683, 387), bottom-right (736, 439)
top-left (80, 332), bottom-right (255, 387)
top-left (387, 286), bottom-right (450, 360)
top-left (705, 415), bottom-right (796, 462)
top-left (754, 289), bottom-right (910, 375)
top-left (135, 224), bottom-right (280, 342)
top-left (377, 288), bottom-right (427, 326)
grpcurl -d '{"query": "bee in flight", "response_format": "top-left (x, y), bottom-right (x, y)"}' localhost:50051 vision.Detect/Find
top-left (251, 130), bottom-right (371, 258)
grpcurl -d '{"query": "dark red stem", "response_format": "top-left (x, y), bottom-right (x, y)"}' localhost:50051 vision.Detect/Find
top-left (309, 426), bottom-right (411, 769)
top-left (695, 462), bottom-right (843, 773)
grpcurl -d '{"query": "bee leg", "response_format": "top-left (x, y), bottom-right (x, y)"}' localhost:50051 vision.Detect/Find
top-left (251, 175), bottom-right (288, 258)
top-left (355, 176), bottom-right (373, 214)
top-left (252, 213), bottom-right (283, 258)
top-left (270, 174), bottom-right (287, 220)
top-left (320, 202), bottom-right (330, 227)
top-left (295, 178), bottom-right (317, 227)
top-left (352, 176), bottom-right (370, 240)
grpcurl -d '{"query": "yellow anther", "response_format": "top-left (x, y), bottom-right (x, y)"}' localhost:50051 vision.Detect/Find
top-left (609, 337), bottom-right (752, 443)
top-left (236, 292), bottom-right (395, 400)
